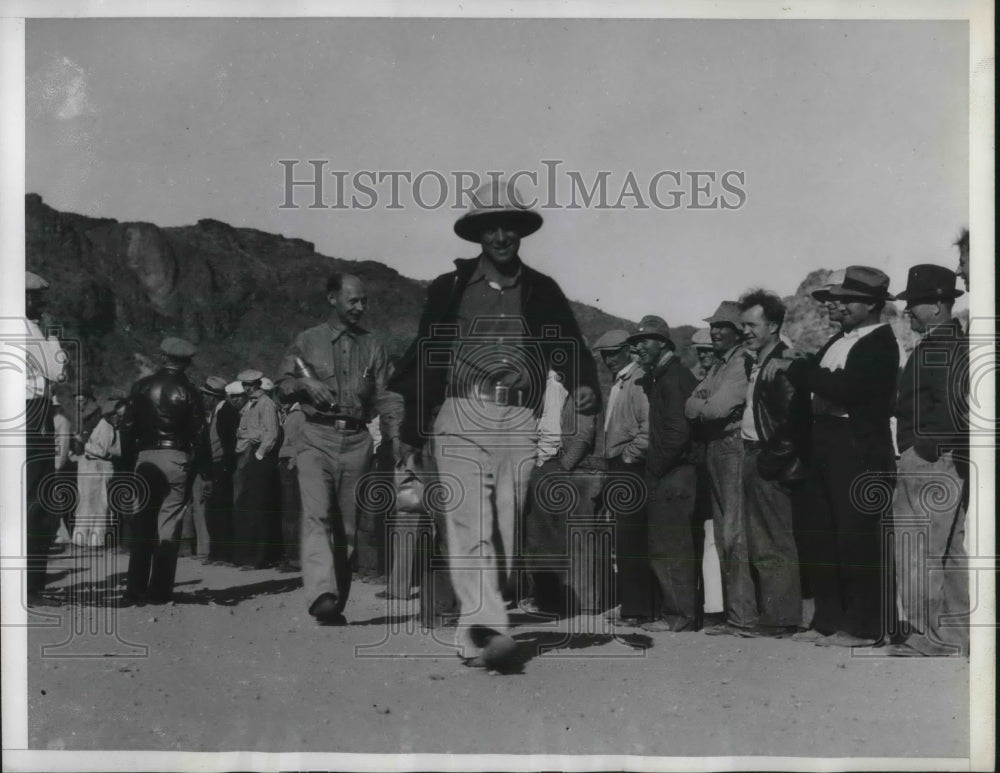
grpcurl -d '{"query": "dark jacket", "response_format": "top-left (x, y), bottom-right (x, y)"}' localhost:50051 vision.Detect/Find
top-left (787, 323), bottom-right (899, 473)
top-left (744, 341), bottom-right (810, 482)
top-left (388, 257), bottom-right (601, 447)
top-left (127, 366), bottom-right (206, 454)
top-left (895, 319), bottom-right (968, 462)
top-left (640, 352), bottom-right (697, 479)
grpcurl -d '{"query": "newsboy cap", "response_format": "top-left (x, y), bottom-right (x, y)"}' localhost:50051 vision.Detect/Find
top-left (454, 178), bottom-right (543, 242)
top-left (627, 315), bottom-right (671, 343)
top-left (592, 329), bottom-right (631, 351)
top-left (25, 271), bottom-right (49, 291)
top-left (238, 369), bottom-right (264, 384)
top-left (894, 264), bottom-right (964, 303)
top-left (160, 337), bottom-right (198, 359)
top-left (703, 301), bottom-right (743, 328)
top-left (200, 376), bottom-right (228, 397)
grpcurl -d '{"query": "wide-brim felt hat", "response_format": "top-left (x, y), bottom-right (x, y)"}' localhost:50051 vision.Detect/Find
top-left (627, 315), bottom-right (671, 343)
top-left (811, 269), bottom-right (847, 301)
top-left (703, 301), bottom-right (743, 328)
top-left (894, 264), bottom-right (964, 303)
top-left (824, 265), bottom-right (895, 301)
top-left (454, 178), bottom-right (543, 242)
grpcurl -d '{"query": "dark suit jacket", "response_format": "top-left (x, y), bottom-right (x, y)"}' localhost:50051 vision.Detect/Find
top-left (787, 323), bottom-right (899, 473)
top-left (640, 353), bottom-right (697, 479)
top-left (388, 257), bottom-right (601, 447)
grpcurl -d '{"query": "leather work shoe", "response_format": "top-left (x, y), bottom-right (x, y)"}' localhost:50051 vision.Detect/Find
top-left (464, 626), bottom-right (522, 674)
top-left (814, 631), bottom-right (877, 648)
top-left (702, 622), bottom-right (746, 637)
top-left (791, 628), bottom-right (826, 643)
top-left (641, 616), bottom-right (698, 633)
top-left (309, 592), bottom-right (343, 623)
top-left (736, 625), bottom-right (799, 639)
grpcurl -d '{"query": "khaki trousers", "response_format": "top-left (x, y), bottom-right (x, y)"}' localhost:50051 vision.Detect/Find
top-left (432, 397), bottom-right (536, 657)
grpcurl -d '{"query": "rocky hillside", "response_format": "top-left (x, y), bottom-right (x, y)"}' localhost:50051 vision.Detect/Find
top-left (25, 193), bottom-right (915, 405)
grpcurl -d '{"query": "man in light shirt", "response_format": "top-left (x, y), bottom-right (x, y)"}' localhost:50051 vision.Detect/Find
top-left (24, 271), bottom-right (66, 606)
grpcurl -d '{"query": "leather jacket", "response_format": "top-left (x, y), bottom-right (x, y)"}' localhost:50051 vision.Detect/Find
top-left (744, 342), bottom-right (810, 482)
top-left (127, 366), bottom-right (206, 452)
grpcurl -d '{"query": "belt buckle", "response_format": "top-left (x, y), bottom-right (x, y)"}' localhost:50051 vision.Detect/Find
top-left (494, 383), bottom-right (509, 407)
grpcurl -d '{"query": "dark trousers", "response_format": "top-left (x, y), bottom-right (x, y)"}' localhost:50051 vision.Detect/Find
top-left (608, 458), bottom-right (653, 618)
top-left (805, 419), bottom-right (891, 639)
top-left (742, 447), bottom-right (802, 627)
top-left (232, 451), bottom-right (279, 568)
top-left (126, 449), bottom-right (192, 600)
top-left (26, 397), bottom-right (56, 594)
top-left (205, 459), bottom-right (234, 562)
top-left (647, 465), bottom-right (700, 626)
top-left (278, 457), bottom-right (301, 567)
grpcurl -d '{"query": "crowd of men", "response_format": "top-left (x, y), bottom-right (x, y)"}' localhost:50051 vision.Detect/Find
top-left (24, 180), bottom-right (973, 672)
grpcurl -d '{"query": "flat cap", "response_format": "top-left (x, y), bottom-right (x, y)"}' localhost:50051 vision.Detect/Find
top-left (26, 271), bottom-right (49, 291)
top-left (592, 329), bottom-right (631, 351)
top-left (200, 376), bottom-right (228, 397)
top-left (160, 337), bottom-right (197, 359)
top-left (260, 377), bottom-right (275, 392)
top-left (691, 327), bottom-right (713, 348)
top-left (703, 301), bottom-right (742, 328)
top-left (238, 369), bottom-right (264, 384)
top-left (225, 381), bottom-right (245, 396)
top-left (627, 315), bottom-right (671, 343)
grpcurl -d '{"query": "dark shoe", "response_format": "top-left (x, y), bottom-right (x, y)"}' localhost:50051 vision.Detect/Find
top-left (814, 631), bottom-right (877, 648)
top-left (791, 628), bottom-right (826, 643)
top-left (120, 592), bottom-right (147, 607)
top-left (317, 612), bottom-right (348, 627)
top-left (737, 625), bottom-right (799, 639)
top-left (642, 616), bottom-right (698, 633)
top-left (309, 592), bottom-right (342, 623)
top-left (703, 622), bottom-right (746, 637)
top-left (464, 626), bottom-right (522, 673)
top-left (146, 596), bottom-right (173, 606)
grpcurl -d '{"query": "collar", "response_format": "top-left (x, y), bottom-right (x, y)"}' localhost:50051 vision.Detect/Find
top-left (717, 344), bottom-right (745, 364)
top-left (468, 256), bottom-right (522, 289)
top-left (748, 339), bottom-right (781, 364)
top-left (842, 321), bottom-right (884, 341)
top-left (652, 349), bottom-right (675, 374)
top-left (324, 319), bottom-right (368, 342)
top-left (616, 361), bottom-right (639, 381)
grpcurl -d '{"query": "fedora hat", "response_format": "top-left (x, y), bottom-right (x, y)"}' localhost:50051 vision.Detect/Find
top-left (703, 301), bottom-right (743, 328)
top-left (824, 266), bottom-right (895, 301)
top-left (454, 178), bottom-right (543, 242)
top-left (627, 315), bottom-right (671, 343)
top-left (200, 375), bottom-right (228, 398)
top-left (895, 264), bottom-right (964, 303)
top-left (811, 269), bottom-right (846, 301)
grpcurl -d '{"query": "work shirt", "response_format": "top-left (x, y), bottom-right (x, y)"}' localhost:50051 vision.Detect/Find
top-left (603, 361), bottom-right (649, 464)
top-left (278, 320), bottom-right (400, 439)
top-left (450, 258), bottom-right (525, 391)
top-left (740, 340), bottom-right (779, 441)
top-left (85, 417), bottom-right (121, 461)
top-left (235, 393), bottom-right (280, 458)
top-left (684, 344), bottom-right (749, 434)
top-left (812, 322), bottom-right (886, 417)
top-left (23, 318), bottom-right (65, 399)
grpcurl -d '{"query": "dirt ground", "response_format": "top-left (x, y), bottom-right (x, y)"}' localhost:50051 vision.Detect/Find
top-left (24, 547), bottom-right (970, 761)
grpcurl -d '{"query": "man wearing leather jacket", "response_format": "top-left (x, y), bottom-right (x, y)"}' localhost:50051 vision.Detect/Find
top-left (736, 290), bottom-right (809, 637)
top-left (124, 337), bottom-right (206, 604)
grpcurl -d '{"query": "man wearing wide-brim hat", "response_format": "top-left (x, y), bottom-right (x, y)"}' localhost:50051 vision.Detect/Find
top-left (615, 315), bottom-right (699, 632)
top-left (774, 266), bottom-right (900, 648)
top-left (123, 337), bottom-right (207, 604)
top-left (889, 264), bottom-right (969, 657)
top-left (385, 177), bottom-right (601, 672)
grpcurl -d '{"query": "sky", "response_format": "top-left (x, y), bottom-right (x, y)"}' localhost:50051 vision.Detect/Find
top-left (25, 17), bottom-right (969, 327)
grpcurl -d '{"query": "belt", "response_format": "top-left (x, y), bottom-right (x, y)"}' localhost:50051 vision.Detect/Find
top-left (445, 382), bottom-right (528, 407)
top-left (137, 440), bottom-right (191, 453)
top-left (306, 413), bottom-right (368, 432)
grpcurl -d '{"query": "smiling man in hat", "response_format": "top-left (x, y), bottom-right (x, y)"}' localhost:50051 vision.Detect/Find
top-left (617, 316), bottom-right (699, 631)
top-left (684, 301), bottom-right (755, 636)
top-left (124, 337), bottom-right (207, 604)
top-left (386, 177), bottom-right (600, 671)
top-left (778, 266), bottom-right (900, 648)
top-left (889, 265), bottom-right (969, 657)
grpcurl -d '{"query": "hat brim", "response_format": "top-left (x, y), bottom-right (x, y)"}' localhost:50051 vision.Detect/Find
top-left (895, 288), bottom-right (964, 302)
top-left (626, 332), bottom-right (670, 344)
top-left (454, 209), bottom-right (543, 242)
top-left (825, 286), bottom-right (896, 302)
top-left (702, 316), bottom-right (742, 328)
top-left (200, 387), bottom-right (226, 397)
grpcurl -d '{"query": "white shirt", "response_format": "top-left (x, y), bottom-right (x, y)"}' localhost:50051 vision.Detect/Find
top-left (536, 369), bottom-right (568, 465)
top-left (605, 361), bottom-right (639, 432)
